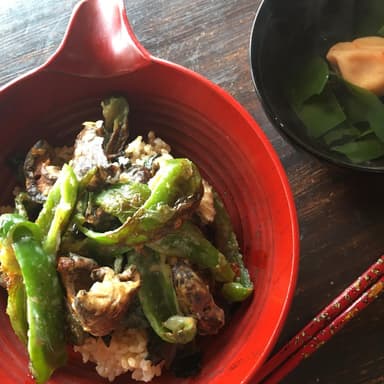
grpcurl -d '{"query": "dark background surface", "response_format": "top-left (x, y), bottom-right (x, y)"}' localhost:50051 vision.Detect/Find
top-left (0, 0), bottom-right (383, 383)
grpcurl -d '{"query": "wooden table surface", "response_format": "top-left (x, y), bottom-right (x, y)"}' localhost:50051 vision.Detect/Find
top-left (1, 0), bottom-right (383, 383)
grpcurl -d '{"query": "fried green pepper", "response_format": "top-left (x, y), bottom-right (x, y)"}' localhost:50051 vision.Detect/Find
top-left (0, 214), bottom-right (28, 343)
top-left (14, 192), bottom-right (31, 219)
top-left (93, 181), bottom-right (151, 223)
top-left (36, 163), bottom-right (78, 255)
top-left (0, 166), bottom-right (77, 383)
top-left (102, 96), bottom-right (130, 154)
top-left (130, 248), bottom-right (197, 344)
top-left (0, 214), bottom-right (28, 345)
top-left (1, 217), bottom-right (66, 383)
top-left (76, 158), bottom-right (203, 246)
top-left (212, 194), bottom-right (254, 302)
top-left (148, 221), bottom-right (235, 282)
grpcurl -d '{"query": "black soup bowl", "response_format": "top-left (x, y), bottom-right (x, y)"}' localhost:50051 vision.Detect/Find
top-left (250, 0), bottom-right (384, 172)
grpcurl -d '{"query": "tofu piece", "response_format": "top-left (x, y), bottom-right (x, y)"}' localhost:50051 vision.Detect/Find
top-left (326, 36), bottom-right (384, 95)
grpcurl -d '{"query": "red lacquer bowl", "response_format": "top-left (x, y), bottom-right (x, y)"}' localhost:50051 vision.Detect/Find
top-left (0, 1), bottom-right (299, 383)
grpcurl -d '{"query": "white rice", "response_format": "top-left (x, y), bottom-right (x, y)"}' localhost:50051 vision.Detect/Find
top-left (74, 328), bottom-right (163, 382)
top-left (125, 131), bottom-right (172, 166)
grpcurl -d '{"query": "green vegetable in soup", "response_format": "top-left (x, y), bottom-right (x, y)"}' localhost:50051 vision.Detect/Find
top-left (288, 56), bottom-right (384, 164)
top-left (322, 121), bottom-right (361, 146)
top-left (289, 57), bottom-right (330, 106)
top-left (355, 0), bottom-right (384, 37)
top-left (292, 87), bottom-right (346, 138)
top-left (286, 0), bottom-right (384, 165)
top-left (332, 138), bottom-right (384, 163)
top-left (288, 57), bottom-right (346, 138)
top-left (341, 81), bottom-right (384, 142)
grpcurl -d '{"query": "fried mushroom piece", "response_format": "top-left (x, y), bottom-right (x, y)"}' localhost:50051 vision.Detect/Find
top-left (24, 140), bottom-right (71, 203)
top-left (73, 265), bottom-right (140, 337)
top-left (172, 262), bottom-right (225, 335)
top-left (70, 121), bottom-right (120, 188)
top-left (58, 254), bottom-right (99, 299)
top-left (57, 254), bottom-right (99, 344)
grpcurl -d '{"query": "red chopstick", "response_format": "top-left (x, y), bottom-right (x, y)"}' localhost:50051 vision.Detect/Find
top-left (252, 255), bottom-right (384, 384)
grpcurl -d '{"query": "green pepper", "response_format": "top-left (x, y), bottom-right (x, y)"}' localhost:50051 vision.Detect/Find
top-left (93, 181), bottom-right (151, 222)
top-left (6, 273), bottom-right (27, 344)
top-left (76, 158), bottom-right (203, 246)
top-left (36, 164), bottom-right (78, 255)
top-left (14, 192), bottom-right (30, 219)
top-left (1, 218), bottom-right (66, 383)
top-left (0, 167), bottom-right (77, 381)
top-left (102, 96), bottom-right (130, 154)
top-left (0, 213), bottom-right (25, 238)
top-left (59, 233), bottom-right (133, 268)
top-left (0, 215), bottom-right (28, 345)
top-left (221, 282), bottom-right (254, 303)
top-left (148, 221), bottom-right (235, 282)
top-left (212, 194), bottom-right (254, 302)
top-left (130, 248), bottom-right (197, 344)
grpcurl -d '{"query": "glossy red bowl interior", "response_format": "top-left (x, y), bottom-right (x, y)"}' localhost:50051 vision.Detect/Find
top-left (0, 0), bottom-right (299, 383)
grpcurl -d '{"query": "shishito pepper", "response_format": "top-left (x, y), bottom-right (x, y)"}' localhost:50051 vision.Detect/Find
top-left (0, 165), bottom-right (78, 383)
top-left (0, 217), bottom-right (67, 384)
top-left (102, 96), bottom-right (130, 154)
top-left (76, 158), bottom-right (203, 246)
top-left (129, 248), bottom-right (197, 344)
top-left (148, 221), bottom-right (235, 282)
top-left (0, 214), bottom-right (28, 345)
top-left (212, 194), bottom-right (254, 302)
top-left (93, 181), bottom-right (151, 223)
top-left (5, 270), bottom-right (28, 345)
top-left (36, 163), bottom-right (79, 255)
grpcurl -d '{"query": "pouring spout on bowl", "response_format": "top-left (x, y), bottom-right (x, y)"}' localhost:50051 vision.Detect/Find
top-left (44, 0), bottom-right (152, 78)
